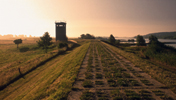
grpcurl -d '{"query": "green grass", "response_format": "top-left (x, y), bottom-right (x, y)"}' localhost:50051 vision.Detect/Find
top-left (102, 42), bottom-right (176, 93)
top-left (0, 39), bottom-right (77, 88)
top-left (85, 72), bottom-right (93, 79)
top-left (160, 95), bottom-right (174, 100)
top-left (96, 90), bottom-right (109, 100)
top-left (0, 43), bottom-right (58, 87)
top-left (124, 90), bottom-right (140, 100)
top-left (152, 90), bottom-right (165, 96)
top-left (123, 72), bottom-right (133, 78)
top-left (96, 67), bottom-right (101, 71)
top-left (139, 90), bottom-right (154, 100)
top-left (103, 68), bottom-right (108, 72)
top-left (140, 79), bottom-right (153, 86)
top-left (87, 66), bottom-right (93, 72)
top-left (108, 79), bottom-right (117, 87)
top-left (95, 81), bottom-right (104, 85)
top-left (129, 79), bottom-right (141, 86)
top-left (126, 67), bottom-right (135, 71)
top-left (132, 72), bottom-right (143, 78)
top-left (0, 40), bottom-right (90, 100)
top-left (96, 73), bottom-right (103, 79)
top-left (80, 91), bottom-right (95, 100)
top-left (82, 80), bottom-right (93, 88)
top-left (105, 72), bottom-right (113, 78)
top-left (117, 78), bottom-right (128, 86)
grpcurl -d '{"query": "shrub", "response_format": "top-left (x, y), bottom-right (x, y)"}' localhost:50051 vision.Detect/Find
top-left (58, 42), bottom-right (68, 48)
top-left (136, 35), bottom-right (146, 46)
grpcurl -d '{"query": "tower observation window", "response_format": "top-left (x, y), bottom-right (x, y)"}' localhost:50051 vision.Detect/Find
top-left (59, 25), bottom-right (63, 27)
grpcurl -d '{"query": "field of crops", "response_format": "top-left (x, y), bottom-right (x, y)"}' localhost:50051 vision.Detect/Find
top-left (68, 40), bottom-right (176, 100)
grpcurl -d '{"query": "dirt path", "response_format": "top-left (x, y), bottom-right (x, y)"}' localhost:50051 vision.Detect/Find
top-left (67, 45), bottom-right (90, 100)
top-left (67, 41), bottom-right (176, 100)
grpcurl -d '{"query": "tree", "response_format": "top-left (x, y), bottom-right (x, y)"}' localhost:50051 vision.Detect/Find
top-left (37, 32), bottom-right (52, 53)
top-left (80, 33), bottom-right (95, 39)
top-left (128, 39), bottom-right (135, 43)
top-left (109, 34), bottom-right (116, 44)
top-left (149, 35), bottom-right (159, 44)
top-left (148, 35), bottom-right (165, 52)
top-left (80, 34), bottom-right (85, 39)
top-left (136, 35), bottom-right (146, 46)
top-left (13, 39), bottom-right (22, 49)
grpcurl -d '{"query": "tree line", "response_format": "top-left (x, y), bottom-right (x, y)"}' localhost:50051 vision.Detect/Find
top-left (80, 33), bottom-right (95, 39)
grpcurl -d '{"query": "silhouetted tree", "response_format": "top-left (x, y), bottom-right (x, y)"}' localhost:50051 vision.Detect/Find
top-left (80, 34), bottom-right (85, 39)
top-left (80, 33), bottom-right (95, 39)
top-left (37, 32), bottom-right (52, 53)
top-left (148, 35), bottom-right (165, 52)
top-left (13, 39), bottom-right (22, 49)
top-left (128, 39), bottom-right (135, 43)
top-left (136, 35), bottom-right (146, 46)
top-left (109, 34), bottom-right (116, 44)
top-left (149, 35), bottom-right (159, 44)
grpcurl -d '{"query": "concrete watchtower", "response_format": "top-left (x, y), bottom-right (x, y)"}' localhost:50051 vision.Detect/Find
top-left (55, 22), bottom-right (67, 41)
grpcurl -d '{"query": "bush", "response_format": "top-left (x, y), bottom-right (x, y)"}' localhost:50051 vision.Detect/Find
top-left (19, 47), bottom-right (29, 52)
top-left (115, 40), bottom-right (120, 46)
top-left (58, 42), bottom-right (68, 48)
top-left (109, 34), bottom-right (116, 44)
top-left (136, 35), bottom-right (146, 46)
top-left (144, 39), bottom-right (176, 66)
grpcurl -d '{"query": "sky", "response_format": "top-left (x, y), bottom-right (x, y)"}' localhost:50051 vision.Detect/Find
top-left (0, 0), bottom-right (176, 38)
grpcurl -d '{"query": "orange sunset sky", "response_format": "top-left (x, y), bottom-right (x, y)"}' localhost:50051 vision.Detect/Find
top-left (0, 0), bottom-right (176, 38)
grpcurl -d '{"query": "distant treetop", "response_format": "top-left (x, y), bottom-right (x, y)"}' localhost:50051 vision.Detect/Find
top-left (136, 35), bottom-right (146, 46)
top-left (80, 33), bottom-right (95, 39)
top-left (109, 34), bottom-right (116, 44)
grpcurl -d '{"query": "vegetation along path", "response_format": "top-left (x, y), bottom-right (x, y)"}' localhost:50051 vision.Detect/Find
top-left (67, 40), bottom-right (176, 100)
top-left (0, 41), bottom-right (90, 100)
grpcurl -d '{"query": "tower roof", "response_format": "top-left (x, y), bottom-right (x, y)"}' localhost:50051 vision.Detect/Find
top-left (55, 21), bottom-right (66, 24)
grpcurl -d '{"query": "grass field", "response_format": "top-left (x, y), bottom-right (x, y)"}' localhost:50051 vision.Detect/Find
top-left (0, 38), bottom-right (61, 88)
top-left (0, 39), bottom-right (175, 99)
top-left (68, 40), bottom-right (176, 100)
top-left (0, 38), bottom-right (90, 99)
top-left (0, 38), bottom-right (83, 89)
top-left (102, 41), bottom-right (176, 94)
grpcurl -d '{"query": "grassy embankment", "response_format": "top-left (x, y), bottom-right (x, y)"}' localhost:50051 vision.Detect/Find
top-left (0, 38), bottom-right (87, 89)
top-left (119, 43), bottom-right (176, 70)
top-left (102, 42), bottom-right (176, 94)
top-left (0, 39), bottom-right (90, 100)
top-left (0, 38), bottom-right (67, 89)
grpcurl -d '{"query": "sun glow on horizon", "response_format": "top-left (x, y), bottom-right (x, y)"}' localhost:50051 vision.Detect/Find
top-left (0, 0), bottom-right (176, 38)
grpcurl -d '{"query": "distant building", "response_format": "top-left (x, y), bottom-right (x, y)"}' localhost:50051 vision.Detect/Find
top-left (55, 22), bottom-right (67, 41)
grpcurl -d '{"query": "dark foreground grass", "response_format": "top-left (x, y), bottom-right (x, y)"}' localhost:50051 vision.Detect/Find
top-left (80, 91), bottom-right (95, 100)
